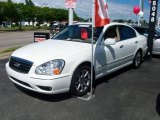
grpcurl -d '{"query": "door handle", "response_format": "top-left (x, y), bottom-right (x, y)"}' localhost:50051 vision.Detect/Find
top-left (120, 45), bottom-right (123, 48)
top-left (135, 41), bottom-right (138, 44)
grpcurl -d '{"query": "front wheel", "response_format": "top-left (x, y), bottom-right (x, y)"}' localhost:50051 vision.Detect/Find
top-left (133, 50), bottom-right (142, 68)
top-left (70, 65), bottom-right (91, 97)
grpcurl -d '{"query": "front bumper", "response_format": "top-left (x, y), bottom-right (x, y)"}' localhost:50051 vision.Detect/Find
top-left (6, 62), bottom-right (71, 94)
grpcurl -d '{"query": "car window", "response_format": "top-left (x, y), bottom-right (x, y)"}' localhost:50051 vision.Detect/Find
top-left (134, 27), bottom-right (148, 36)
top-left (119, 25), bottom-right (136, 40)
top-left (104, 25), bottom-right (118, 40)
top-left (156, 28), bottom-right (160, 37)
top-left (52, 25), bottom-right (103, 43)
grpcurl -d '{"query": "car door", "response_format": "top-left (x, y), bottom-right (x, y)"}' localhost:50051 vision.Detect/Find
top-left (95, 25), bottom-right (121, 75)
top-left (117, 25), bottom-right (138, 65)
top-left (95, 25), bottom-right (138, 76)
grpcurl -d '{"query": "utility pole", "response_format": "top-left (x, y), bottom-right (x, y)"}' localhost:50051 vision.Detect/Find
top-left (65, 0), bottom-right (76, 26)
top-left (139, 0), bottom-right (144, 26)
top-left (140, 0), bottom-right (144, 11)
top-left (69, 8), bottom-right (73, 25)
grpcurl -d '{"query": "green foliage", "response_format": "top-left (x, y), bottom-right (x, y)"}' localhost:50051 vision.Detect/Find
top-left (0, 1), bottom-right (83, 28)
top-left (25, 0), bottom-right (34, 6)
top-left (7, 0), bottom-right (12, 3)
top-left (0, 46), bottom-right (22, 54)
top-left (3, 2), bottom-right (18, 21)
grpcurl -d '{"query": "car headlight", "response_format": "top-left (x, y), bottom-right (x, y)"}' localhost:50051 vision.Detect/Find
top-left (35, 59), bottom-right (65, 76)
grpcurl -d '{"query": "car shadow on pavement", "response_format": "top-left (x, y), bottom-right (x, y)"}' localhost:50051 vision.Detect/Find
top-left (156, 93), bottom-right (160, 116)
top-left (153, 55), bottom-right (160, 59)
top-left (93, 65), bottom-right (132, 92)
top-left (14, 66), bottom-right (132, 102)
top-left (14, 84), bottom-right (72, 102)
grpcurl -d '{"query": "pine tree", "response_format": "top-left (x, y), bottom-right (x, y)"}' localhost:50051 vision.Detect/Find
top-left (7, 0), bottom-right (12, 3)
top-left (25, 0), bottom-right (34, 6)
top-left (25, 0), bottom-right (29, 5)
top-left (29, 0), bottom-right (34, 6)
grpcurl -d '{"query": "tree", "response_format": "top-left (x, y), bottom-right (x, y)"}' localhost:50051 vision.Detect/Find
top-left (7, 0), bottom-right (12, 3)
top-left (0, 2), bottom-right (5, 25)
top-left (127, 19), bottom-right (133, 24)
top-left (29, 0), bottom-right (34, 6)
top-left (35, 6), bottom-right (45, 28)
top-left (14, 3), bottom-right (26, 29)
top-left (3, 2), bottom-right (18, 27)
top-left (25, 0), bottom-right (35, 27)
top-left (0, 1), bottom-right (81, 28)
top-left (25, 0), bottom-right (34, 6)
top-left (22, 5), bottom-right (36, 27)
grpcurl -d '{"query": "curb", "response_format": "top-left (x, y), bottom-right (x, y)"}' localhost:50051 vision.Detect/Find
top-left (0, 58), bottom-right (9, 62)
top-left (0, 52), bottom-right (12, 60)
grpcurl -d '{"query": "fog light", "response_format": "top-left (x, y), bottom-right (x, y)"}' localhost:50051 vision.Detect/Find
top-left (38, 86), bottom-right (52, 91)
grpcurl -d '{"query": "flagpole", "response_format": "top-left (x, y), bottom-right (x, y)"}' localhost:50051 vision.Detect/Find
top-left (90, 0), bottom-right (95, 100)
top-left (76, 0), bottom-right (95, 101)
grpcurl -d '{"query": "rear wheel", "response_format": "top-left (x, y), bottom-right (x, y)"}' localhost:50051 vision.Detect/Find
top-left (70, 65), bottom-right (91, 97)
top-left (133, 50), bottom-right (142, 68)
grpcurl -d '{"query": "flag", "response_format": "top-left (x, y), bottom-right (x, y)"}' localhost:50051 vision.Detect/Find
top-left (94, 0), bottom-right (110, 27)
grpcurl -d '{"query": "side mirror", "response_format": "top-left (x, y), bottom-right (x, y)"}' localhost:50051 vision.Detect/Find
top-left (104, 38), bottom-right (116, 46)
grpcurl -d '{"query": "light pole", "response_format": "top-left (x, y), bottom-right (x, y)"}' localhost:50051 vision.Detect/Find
top-left (139, 0), bottom-right (144, 26)
top-left (88, 0), bottom-right (92, 22)
top-left (69, 8), bottom-right (73, 25)
top-left (65, 0), bottom-right (76, 25)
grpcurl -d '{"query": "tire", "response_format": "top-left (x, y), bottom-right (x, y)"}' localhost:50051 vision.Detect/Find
top-left (70, 65), bottom-right (91, 97)
top-left (133, 50), bottom-right (142, 68)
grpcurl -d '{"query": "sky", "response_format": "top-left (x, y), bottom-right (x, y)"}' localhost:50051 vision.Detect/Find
top-left (1, 0), bottom-right (160, 22)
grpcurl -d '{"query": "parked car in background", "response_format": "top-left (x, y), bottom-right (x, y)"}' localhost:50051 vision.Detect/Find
top-left (133, 26), bottom-right (160, 55)
top-left (6, 23), bottom-right (147, 97)
top-left (50, 22), bottom-right (67, 36)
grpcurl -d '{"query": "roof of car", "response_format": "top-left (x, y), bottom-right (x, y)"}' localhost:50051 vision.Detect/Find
top-left (74, 22), bottom-right (132, 27)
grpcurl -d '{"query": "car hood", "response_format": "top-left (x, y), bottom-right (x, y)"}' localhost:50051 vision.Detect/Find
top-left (11, 39), bottom-right (91, 65)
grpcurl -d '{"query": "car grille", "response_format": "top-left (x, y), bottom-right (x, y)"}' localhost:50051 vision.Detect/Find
top-left (9, 56), bottom-right (33, 74)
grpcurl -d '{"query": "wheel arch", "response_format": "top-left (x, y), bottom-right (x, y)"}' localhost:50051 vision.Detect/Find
top-left (134, 48), bottom-right (143, 58)
top-left (69, 61), bottom-right (95, 96)
top-left (72, 61), bottom-right (95, 77)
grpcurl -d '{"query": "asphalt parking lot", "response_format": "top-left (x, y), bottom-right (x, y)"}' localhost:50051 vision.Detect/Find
top-left (0, 57), bottom-right (160, 120)
top-left (0, 30), bottom-right (50, 51)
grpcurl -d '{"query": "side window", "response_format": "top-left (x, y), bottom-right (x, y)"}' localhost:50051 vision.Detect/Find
top-left (104, 26), bottom-right (117, 40)
top-left (119, 26), bottom-right (136, 40)
top-left (129, 27), bottom-right (137, 38)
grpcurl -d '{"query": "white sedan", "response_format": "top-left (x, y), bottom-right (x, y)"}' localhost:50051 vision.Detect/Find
top-left (133, 26), bottom-right (160, 55)
top-left (6, 23), bottom-right (147, 96)
top-left (153, 28), bottom-right (160, 55)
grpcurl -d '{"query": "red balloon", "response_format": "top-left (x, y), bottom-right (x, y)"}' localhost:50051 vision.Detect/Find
top-left (133, 6), bottom-right (140, 15)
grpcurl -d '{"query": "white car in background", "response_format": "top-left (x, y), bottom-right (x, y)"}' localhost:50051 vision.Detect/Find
top-left (153, 28), bottom-right (160, 55)
top-left (133, 26), bottom-right (160, 55)
top-left (6, 23), bottom-right (147, 97)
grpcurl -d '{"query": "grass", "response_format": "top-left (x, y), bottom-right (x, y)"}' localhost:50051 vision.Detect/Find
top-left (0, 46), bottom-right (22, 54)
top-left (0, 25), bottom-right (50, 31)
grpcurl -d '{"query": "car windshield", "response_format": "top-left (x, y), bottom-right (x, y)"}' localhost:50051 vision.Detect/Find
top-left (156, 28), bottom-right (160, 37)
top-left (52, 24), bottom-right (103, 43)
